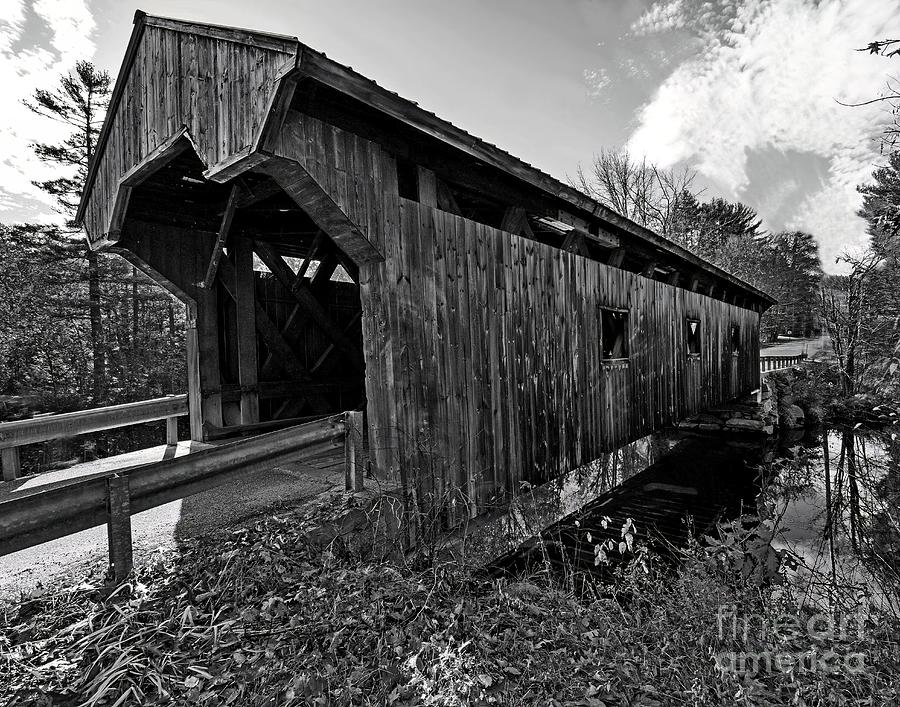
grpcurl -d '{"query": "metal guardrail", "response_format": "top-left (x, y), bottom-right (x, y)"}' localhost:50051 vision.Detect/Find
top-left (0, 395), bottom-right (189, 481)
top-left (754, 353), bottom-right (809, 402)
top-left (759, 353), bottom-right (807, 372)
top-left (0, 409), bottom-right (365, 582)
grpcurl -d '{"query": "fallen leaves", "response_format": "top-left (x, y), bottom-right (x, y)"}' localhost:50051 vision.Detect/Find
top-left (0, 496), bottom-right (897, 706)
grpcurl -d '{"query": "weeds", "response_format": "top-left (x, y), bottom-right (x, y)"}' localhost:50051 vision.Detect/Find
top-left (2, 485), bottom-right (898, 706)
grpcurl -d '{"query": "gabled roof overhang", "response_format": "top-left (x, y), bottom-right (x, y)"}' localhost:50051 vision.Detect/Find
top-left (76, 10), bottom-right (776, 309)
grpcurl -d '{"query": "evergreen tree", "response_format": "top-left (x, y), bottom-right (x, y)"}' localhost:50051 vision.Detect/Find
top-left (759, 231), bottom-right (823, 339)
top-left (24, 61), bottom-right (111, 403)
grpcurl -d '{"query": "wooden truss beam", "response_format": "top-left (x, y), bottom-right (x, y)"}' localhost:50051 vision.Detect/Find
top-left (500, 206), bottom-right (536, 239)
top-left (200, 184), bottom-right (241, 289)
top-left (607, 248), bottom-right (626, 268)
top-left (436, 177), bottom-right (462, 215)
top-left (255, 242), bottom-right (365, 374)
top-left (298, 230), bottom-right (325, 279)
top-left (259, 253), bottom-right (338, 381)
top-left (256, 156), bottom-right (384, 267)
top-left (311, 311), bottom-right (362, 374)
top-left (217, 256), bottom-right (331, 413)
top-left (561, 231), bottom-right (591, 257)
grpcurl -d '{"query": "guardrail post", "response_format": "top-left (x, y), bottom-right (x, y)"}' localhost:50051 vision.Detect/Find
top-left (344, 410), bottom-right (364, 492)
top-left (166, 416), bottom-right (179, 446)
top-left (106, 474), bottom-right (133, 583)
top-left (1, 448), bottom-right (20, 481)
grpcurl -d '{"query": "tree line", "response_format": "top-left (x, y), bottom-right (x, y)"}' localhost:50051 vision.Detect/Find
top-left (574, 151), bottom-right (823, 342)
top-left (0, 63), bottom-right (184, 420)
top-left (573, 133), bottom-right (899, 401)
top-left (2, 53), bottom-right (898, 422)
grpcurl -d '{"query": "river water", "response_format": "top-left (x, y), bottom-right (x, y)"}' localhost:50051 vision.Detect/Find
top-left (490, 426), bottom-right (900, 614)
top-left (766, 428), bottom-right (900, 614)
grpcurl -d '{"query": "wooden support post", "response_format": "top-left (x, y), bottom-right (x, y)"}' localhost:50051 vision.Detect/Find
top-left (166, 416), bottom-right (179, 446)
top-left (185, 324), bottom-right (204, 442)
top-left (641, 260), bottom-right (657, 277)
top-left (234, 237), bottom-right (260, 424)
top-left (194, 231), bottom-right (224, 436)
top-left (106, 474), bottom-right (133, 583)
top-left (417, 166), bottom-right (437, 207)
top-left (608, 248), bottom-right (626, 268)
top-left (667, 270), bottom-right (680, 286)
top-left (344, 410), bottom-right (364, 492)
top-left (1, 448), bottom-right (21, 481)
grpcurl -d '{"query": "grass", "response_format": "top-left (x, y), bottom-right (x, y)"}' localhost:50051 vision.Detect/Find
top-left (1, 492), bottom-right (898, 706)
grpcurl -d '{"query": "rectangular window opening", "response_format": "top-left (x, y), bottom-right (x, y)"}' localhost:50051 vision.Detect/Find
top-left (601, 308), bottom-right (628, 360)
top-left (731, 324), bottom-right (741, 355)
top-left (687, 318), bottom-right (701, 356)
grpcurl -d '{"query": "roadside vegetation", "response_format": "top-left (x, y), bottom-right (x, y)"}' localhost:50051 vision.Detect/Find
top-left (3, 491), bottom-right (898, 706)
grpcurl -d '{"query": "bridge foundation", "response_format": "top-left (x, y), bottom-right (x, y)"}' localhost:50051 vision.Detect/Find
top-left (675, 386), bottom-right (777, 435)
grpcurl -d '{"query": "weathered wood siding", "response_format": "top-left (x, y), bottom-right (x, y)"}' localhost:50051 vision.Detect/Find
top-left (272, 111), bottom-right (761, 511)
top-left (364, 199), bottom-right (760, 509)
top-left (82, 24), bottom-right (292, 242)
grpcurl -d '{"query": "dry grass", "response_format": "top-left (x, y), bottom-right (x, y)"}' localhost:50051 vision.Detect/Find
top-left (1, 493), bottom-right (898, 706)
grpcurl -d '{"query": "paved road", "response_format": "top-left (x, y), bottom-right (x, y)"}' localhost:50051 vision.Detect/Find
top-left (760, 336), bottom-right (829, 359)
top-left (0, 449), bottom-right (344, 603)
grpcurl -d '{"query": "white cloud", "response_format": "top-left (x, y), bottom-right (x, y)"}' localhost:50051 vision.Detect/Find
top-left (0, 0), bottom-right (96, 224)
top-left (631, 0), bottom-right (686, 37)
top-left (584, 68), bottom-right (611, 102)
top-left (626, 0), bottom-right (900, 271)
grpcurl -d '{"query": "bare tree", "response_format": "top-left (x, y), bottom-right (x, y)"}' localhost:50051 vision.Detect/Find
top-left (820, 248), bottom-right (900, 396)
top-left (572, 149), bottom-right (699, 237)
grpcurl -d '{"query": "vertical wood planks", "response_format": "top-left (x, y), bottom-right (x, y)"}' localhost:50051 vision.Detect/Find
top-left (154, 107), bottom-right (769, 520)
top-left (82, 25), bottom-right (292, 243)
top-left (359, 196), bottom-right (763, 514)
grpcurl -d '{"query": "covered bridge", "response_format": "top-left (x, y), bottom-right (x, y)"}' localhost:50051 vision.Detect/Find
top-left (76, 12), bottom-right (775, 515)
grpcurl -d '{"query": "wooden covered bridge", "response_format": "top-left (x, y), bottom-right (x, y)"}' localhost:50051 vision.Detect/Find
top-left (72, 11), bottom-right (774, 518)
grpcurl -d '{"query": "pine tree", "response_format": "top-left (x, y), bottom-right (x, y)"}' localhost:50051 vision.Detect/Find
top-left (24, 61), bottom-right (111, 403)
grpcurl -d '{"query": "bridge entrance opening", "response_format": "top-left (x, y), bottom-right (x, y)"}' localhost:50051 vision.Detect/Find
top-left (207, 176), bottom-right (367, 437)
top-left (107, 149), bottom-right (368, 442)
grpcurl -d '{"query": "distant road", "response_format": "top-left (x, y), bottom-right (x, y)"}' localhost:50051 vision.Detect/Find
top-left (760, 336), bottom-right (829, 359)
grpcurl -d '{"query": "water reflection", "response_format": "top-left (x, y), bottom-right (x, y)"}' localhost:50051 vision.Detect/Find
top-left (766, 428), bottom-right (900, 615)
top-left (490, 431), bottom-right (767, 576)
top-left (489, 424), bottom-right (900, 614)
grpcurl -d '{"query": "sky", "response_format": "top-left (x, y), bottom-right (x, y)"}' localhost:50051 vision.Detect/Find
top-left (1, 0), bottom-right (899, 273)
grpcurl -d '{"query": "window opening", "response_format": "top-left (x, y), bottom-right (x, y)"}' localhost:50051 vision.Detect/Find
top-left (601, 308), bottom-right (628, 360)
top-left (687, 318), bottom-right (701, 356)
